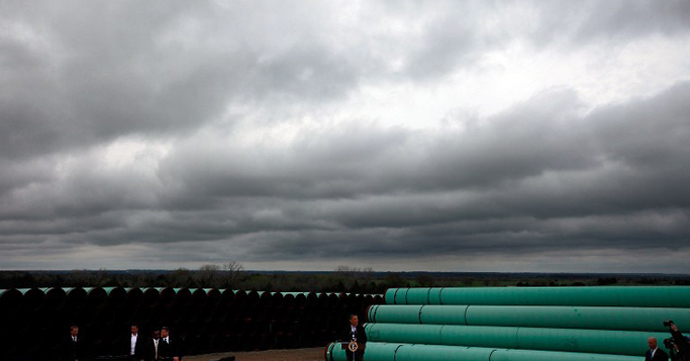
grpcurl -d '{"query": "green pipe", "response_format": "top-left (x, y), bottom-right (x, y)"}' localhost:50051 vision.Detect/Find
top-left (395, 344), bottom-right (491, 361)
top-left (0, 288), bottom-right (23, 311)
top-left (365, 323), bottom-right (667, 356)
top-left (468, 305), bottom-right (686, 332)
top-left (386, 286), bottom-right (690, 307)
top-left (368, 305), bottom-right (433, 324)
top-left (324, 342), bottom-right (643, 361)
top-left (325, 342), bottom-right (400, 361)
top-left (281, 291), bottom-right (314, 297)
top-left (362, 342), bottom-right (401, 361)
top-left (17, 288), bottom-right (38, 296)
top-left (102, 287), bottom-right (122, 295)
top-left (365, 323), bottom-right (520, 350)
top-left (324, 342), bottom-right (341, 361)
top-left (490, 348), bottom-right (641, 361)
top-left (368, 304), bottom-right (689, 332)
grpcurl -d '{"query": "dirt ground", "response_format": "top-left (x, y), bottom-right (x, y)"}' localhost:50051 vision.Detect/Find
top-left (185, 347), bottom-right (324, 361)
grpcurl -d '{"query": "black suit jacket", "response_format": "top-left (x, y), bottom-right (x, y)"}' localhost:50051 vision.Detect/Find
top-left (158, 337), bottom-right (182, 360)
top-left (126, 334), bottom-right (147, 359)
top-left (343, 324), bottom-right (367, 351)
top-left (143, 338), bottom-right (160, 361)
top-left (63, 336), bottom-right (88, 361)
top-left (647, 348), bottom-right (670, 361)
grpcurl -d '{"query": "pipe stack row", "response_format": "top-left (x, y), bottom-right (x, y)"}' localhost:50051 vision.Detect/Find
top-left (0, 287), bottom-right (383, 361)
top-left (325, 286), bottom-right (690, 361)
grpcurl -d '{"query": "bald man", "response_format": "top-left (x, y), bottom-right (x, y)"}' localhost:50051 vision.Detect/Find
top-left (646, 337), bottom-right (669, 361)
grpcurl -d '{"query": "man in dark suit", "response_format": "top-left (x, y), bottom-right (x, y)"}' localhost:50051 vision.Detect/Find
top-left (158, 326), bottom-right (183, 361)
top-left (144, 329), bottom-right (161, 361)
top-left (343, 314), bottom-right (366, 361)
top-left (647, 337), bottom-right (670, 361)
top-left (127, 325), bottom-right (146, 361)
top-left (64, 325), bottom-right (88, 361)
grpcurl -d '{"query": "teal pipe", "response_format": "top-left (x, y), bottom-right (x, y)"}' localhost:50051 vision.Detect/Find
top-left (365, 323), bottom-right (520, 350)
top-left (0, 288), bottom-right (23, 311)
top-left (386, 286), bottom-right (690, 307)
top-left (362, 342), bottom-right (401, 361)
top-left (489, 347), bottom-right (642, 361)
top-left (368, 305), bottom-right (434, 324)
top-left (365, 323), bottom-right (667, 356)
top-left (324, 342), bottom-right (643, 361)
top-left (395, 344), bottom-right (492, 361)
top-left (281, 291), bottom-right (314, 297)
top-left (468, 305), bottom-right (685, 332)
top-left (325, 342), bottom-right (401, 361)
top-left (368, 304), bottom-right (690, 332)
top-left (102, 286), bottom-right (123, 295)
top-left (324, 342), bottom-right (341, 361)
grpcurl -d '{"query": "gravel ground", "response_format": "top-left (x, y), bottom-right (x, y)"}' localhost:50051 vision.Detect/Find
top-left (185, 347), bottom-right (324, 361)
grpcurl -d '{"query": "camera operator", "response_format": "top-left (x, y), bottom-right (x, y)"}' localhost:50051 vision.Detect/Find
top-left (665, 321), bottom-right (690, 361)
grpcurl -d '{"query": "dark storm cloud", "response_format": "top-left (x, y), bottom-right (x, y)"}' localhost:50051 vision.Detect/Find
top-left (158, 83), bottom-right (690, 209)
top-left (150, 82), bottom-right (690, 259)
top-left (2, 81), bottom-right (689, 269)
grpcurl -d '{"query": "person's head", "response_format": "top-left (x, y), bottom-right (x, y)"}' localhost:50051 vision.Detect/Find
top-left (151, 330), bottom-right (160, 340)
top-left (349, 314), bottom-right (358, 327)
top-left (70, 326), bottom-right (79, 337)
top-left (131, 325), bottom-right (139, 335)
top-left (161, 326), bottom-right (169, 338)
top-left (648, 337), bottom-right (658, 350)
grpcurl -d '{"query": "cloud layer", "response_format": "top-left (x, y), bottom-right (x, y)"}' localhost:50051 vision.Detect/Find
top-left (1, 1), bottom-right (689, 271)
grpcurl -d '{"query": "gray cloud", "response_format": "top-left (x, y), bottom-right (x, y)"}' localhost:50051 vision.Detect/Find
top-left (1, 1), bottom-right (689, 271)
top-left (4, 1), bottom-right (686, 160)
top-left (0, 1), bottom-right (366, 160)
top-left (2, 81), bottom-right (690, 270)
top-left (554, 1), bottom-right (690, 43)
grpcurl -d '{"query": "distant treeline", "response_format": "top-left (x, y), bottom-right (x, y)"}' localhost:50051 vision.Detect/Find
top-left (2, 264), bottom-right (689, 292)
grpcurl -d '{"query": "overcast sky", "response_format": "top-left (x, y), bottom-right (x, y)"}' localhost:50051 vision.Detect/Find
top-left (1, 1), bottom-right (689, 272)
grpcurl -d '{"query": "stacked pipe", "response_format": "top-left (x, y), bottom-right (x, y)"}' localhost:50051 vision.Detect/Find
top-left (0, 287), bottom-right (383, 361)
top-left (325, 286), bottom-right (690, 361)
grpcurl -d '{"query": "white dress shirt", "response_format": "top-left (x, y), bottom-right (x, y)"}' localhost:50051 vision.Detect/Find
top-left (130, 333), bottom-right (138, 355)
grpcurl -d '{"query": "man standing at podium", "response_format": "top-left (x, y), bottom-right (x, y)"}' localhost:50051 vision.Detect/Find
top-left (344, 314), bottom-right (366, 361)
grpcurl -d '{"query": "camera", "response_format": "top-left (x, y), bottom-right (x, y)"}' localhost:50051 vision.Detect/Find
top-left (665, 320), bottom-right (676, 327)
top-left (665, 338), bottom-right (676, 349)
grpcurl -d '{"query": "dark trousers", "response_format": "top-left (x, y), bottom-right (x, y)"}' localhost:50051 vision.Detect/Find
top-left (345, 351), bottom-right (364, 361)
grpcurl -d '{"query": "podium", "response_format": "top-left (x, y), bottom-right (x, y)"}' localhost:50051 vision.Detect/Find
top-left (340, 342), bottom-right (366, 351)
